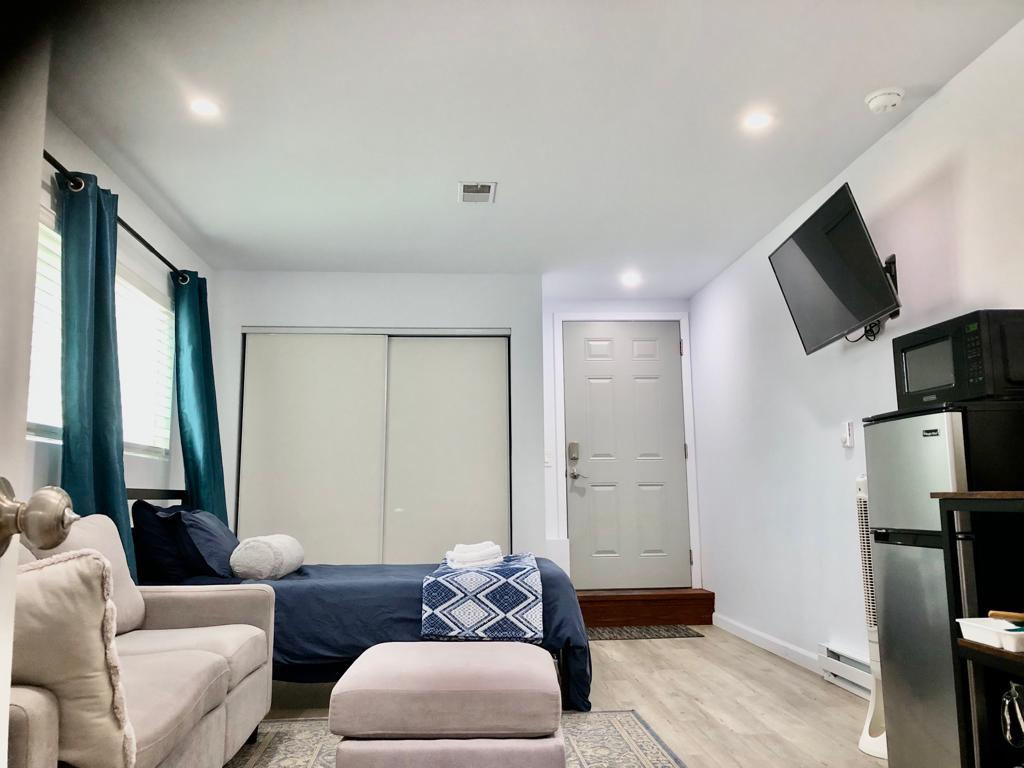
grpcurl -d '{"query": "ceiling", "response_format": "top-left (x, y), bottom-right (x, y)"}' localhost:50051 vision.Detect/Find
top-left (48, 1), bottom-right (1024, 298)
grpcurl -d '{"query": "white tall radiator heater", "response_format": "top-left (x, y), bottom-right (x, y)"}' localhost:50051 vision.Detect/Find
top-left (857, 474), bottom-right (887, 759)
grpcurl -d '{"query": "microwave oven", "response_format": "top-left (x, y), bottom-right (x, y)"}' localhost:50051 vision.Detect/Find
top-left (893, 310), bottom-right (1024, 411)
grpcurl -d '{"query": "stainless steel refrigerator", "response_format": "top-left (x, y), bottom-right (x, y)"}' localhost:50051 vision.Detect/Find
top-left (864, 403), bottom-right (1024, 768)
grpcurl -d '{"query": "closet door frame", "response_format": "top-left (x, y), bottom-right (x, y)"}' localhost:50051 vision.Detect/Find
top-left (235, 327), bottom-right (513, 554)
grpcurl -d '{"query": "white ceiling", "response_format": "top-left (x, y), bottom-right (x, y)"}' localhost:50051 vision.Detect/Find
top-left (48, 1), bottom-right (1024, 298)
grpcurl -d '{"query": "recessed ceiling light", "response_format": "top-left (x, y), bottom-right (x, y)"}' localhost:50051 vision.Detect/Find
top-left (620, 270), bottom-right (643, 289)
top-left (741, 109), bottom-right (775, 134)
top-left (189, 97), bottom-right (220, 119)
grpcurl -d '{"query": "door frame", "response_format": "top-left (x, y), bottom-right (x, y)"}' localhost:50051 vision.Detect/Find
top-left (552, 312), bottom-right (702, 588)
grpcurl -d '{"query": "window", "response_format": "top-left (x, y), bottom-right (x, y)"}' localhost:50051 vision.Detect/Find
top-left (27, 177), bottom-right (175, 456)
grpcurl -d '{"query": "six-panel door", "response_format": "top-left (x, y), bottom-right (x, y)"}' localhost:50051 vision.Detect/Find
top-left (562, 321), bottom-right (691, 589)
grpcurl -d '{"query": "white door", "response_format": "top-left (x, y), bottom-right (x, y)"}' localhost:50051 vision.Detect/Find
top-left (383, 337), bottom-right (510, 563)
top-left (238, 334), bottom-right (388, 564)
top-left (563, 321), bottom-right (691, 589)
top-left (1, 38), bottom-right (50, 757)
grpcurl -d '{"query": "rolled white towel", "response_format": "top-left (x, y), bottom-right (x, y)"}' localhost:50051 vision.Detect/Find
top-left (231, 534), bottom-right (305, 580)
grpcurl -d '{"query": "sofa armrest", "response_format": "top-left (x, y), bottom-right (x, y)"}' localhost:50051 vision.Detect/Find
top-left (9, 686), bottom-right (59, 768)
top-left (138, 584), bottom-right (275, 662)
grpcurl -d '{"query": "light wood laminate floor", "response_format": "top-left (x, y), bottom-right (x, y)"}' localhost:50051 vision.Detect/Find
top-left (269, 625), bottom-right (884, 768)
top-left (589, 625), bottom-right (884, 767)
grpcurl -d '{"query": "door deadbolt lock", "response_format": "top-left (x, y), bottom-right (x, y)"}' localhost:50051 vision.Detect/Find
top-left (567, 441), bottom-right (580, 463)
top-left (0, 477), bottom-right (79, 557)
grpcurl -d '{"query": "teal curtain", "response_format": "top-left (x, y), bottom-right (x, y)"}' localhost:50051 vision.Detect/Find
top-left (58, 172), bottom-right (137, 578)
top-left (174, 271), bottom-right (229, 524)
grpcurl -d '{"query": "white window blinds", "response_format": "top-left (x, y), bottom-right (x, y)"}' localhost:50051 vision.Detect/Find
top-left (27, 177), bottom-right (176, 455)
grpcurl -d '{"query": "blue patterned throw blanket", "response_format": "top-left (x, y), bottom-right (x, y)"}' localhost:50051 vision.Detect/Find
top-left (421, 553), bottom-right (544, 642)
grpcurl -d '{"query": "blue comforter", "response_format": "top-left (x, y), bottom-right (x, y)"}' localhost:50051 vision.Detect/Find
top-left (184, 557), bottom-right (591, 711)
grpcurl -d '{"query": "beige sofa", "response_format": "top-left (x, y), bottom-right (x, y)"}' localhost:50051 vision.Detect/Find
top-left (10, 516), bottom-right (275, 768)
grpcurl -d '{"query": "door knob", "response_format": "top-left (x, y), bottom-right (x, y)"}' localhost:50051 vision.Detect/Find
top-left (0, 477), bottom-right (79, 557)
top-left (568, 469), bottom-right (589, 481)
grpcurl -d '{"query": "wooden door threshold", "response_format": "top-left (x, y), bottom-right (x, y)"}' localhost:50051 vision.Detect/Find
top-left (577, 588), bottom-right (714, 627)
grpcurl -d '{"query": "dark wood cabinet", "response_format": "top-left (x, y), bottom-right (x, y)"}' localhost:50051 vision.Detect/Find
top-left (936, 492), bottom-right (1024, 767)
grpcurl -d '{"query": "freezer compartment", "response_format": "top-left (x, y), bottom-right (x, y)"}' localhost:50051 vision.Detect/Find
top-left (873, 532), bottom-right (962, 768)
top-left (864, 411), bottom-right (966, 531)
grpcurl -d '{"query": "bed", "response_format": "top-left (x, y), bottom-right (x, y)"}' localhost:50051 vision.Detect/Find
top-left (182, 558), bottom-right (591, 711)
top-left (127, 488), bottom-right (591, 712)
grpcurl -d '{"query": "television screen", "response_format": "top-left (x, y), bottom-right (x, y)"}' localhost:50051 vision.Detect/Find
top-left (769, 183), bottom-right (899, 354)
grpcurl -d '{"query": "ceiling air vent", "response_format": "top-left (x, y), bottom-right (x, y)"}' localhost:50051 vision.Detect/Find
top-left (459, 182), bottom-right (496, 203)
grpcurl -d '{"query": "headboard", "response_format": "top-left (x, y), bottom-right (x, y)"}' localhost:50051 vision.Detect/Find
top-left (126, 488), bottom-right (192, 507)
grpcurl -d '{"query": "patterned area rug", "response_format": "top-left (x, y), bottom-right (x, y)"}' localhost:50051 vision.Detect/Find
top-left (587, 624), bottom-right (703, 641)
top-left (227, 711), bottom-right (685, 767)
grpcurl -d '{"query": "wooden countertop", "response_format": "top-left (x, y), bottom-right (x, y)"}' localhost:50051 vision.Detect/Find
top-left (931, 491), bottom-right (1024, 500)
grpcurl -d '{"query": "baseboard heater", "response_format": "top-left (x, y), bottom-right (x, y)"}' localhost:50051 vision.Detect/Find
top-left (817, 644), bottom-right (870, 700)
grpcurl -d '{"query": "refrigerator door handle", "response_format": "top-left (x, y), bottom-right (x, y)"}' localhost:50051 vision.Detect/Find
top-left (872, 530), bottom-right (944, 548)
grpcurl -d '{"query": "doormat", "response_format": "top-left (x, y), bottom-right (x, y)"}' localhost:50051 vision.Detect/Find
top-left (587, 624), bottom-right (703, 641)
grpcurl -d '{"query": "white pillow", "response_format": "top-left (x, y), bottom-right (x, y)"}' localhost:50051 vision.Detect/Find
top-left (14, 549), bottom-right (136, 768)
top-left (230, 534), bottom-right (305, 580)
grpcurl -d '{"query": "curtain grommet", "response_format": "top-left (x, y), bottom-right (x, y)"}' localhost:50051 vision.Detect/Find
top-left (177, 272), bottom-right (190, 285)
top-left (68, 177), bottom-right (85, 192)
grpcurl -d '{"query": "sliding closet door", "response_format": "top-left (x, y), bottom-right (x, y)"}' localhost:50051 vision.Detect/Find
top-left (383, 337), bottom-right (510, 563)
top-left (238, 334), bottom-right (387, 564)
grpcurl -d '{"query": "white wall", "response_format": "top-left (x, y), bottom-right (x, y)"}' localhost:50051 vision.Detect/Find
top-left (211, 272), bottom-right (548, 555)
top-left (690, 20), bottom-right (1024, 668)
top-left (27, 113), bottom-right (218, 493)
top-left (540, 297), bottom-right (690, 570)
top-left (0, 33), bottom-right (50, 759)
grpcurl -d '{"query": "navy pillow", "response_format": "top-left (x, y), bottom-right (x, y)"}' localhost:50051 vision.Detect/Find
top-left (131, 501), bottom-right (195, 584)
top-left (180, 510), bottom-right (239, 578)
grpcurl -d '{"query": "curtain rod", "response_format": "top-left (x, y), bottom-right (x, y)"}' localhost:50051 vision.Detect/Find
top-left (42, 150), bottom-right (189, 284)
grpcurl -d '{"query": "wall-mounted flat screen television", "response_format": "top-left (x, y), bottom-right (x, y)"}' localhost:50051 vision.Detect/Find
top-left (769, 183), bottom-right (900, 355)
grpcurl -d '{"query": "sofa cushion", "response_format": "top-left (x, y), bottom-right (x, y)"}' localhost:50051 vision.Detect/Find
top-left (8, 686), bottom-right (59, 768)
top-left (28, 514), bottom-right (145, 633)
top-left (117, 624), bottom-right (266, 688)
top-left (329, 642), bottom-right (561, 739)
top-left (13, 550), bottom-right (136, 768)
top-left (119, 650), bottom-right (229, 768)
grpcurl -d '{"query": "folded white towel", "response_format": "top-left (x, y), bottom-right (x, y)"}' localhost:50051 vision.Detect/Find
top-left (446, 551), bottom-right (501, 564)
top-left (452, 541), bottom-right (499, 555)
top-left (452, 547), bottom-right (501, 561)
top-left (445, 541), bottom-right (504, 569)
top-left (446, 553), bottom-right (503, 569)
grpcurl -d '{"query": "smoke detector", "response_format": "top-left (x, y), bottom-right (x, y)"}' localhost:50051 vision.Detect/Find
top-left (459, 182), bottom-right (497, 203)
top-left (864, 87), bottom-right (905, 114)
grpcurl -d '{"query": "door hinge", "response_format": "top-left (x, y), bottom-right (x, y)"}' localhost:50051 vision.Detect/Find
top-left (689, 549), bottom-right (693, 566)
top-left (679, 339), bottom-right (685, 356)
top-left (684, 443), bottom-right (689, 459)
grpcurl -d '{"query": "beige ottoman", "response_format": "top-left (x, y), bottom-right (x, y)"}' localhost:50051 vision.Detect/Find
top-left (330, 642), bottom-right (565, 768)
